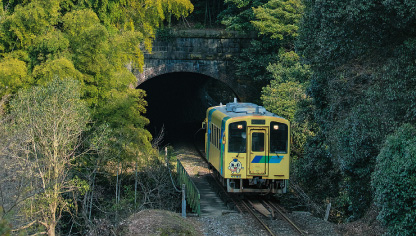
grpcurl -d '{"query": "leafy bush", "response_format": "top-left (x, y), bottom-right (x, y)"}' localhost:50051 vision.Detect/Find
top-left (372, 124), bottom-right (416, 235)
top-left (0, 217), bottom-right (11, 236)
top-left (294, 134), bottom-right (341, 203)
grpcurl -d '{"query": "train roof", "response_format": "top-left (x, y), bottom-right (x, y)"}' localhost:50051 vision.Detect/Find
top-left (211, 101), bottom-right (285, 119)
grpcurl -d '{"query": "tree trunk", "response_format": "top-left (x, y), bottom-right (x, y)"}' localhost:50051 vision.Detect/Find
top-left (118, 163), bottom-right (122, 203)
top-left (116, 163), bottom-right (119, 204)
top-left (89, 173), bottom-right (96, 220)
top-left (134, 162), bottom-right (138, 208)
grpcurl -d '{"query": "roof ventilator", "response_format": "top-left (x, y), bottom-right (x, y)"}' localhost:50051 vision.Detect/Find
top-left (226, 99), bottom-right (266, 114)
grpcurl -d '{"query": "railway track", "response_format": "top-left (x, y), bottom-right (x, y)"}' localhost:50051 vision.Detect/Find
top-left (207, 170), bottom-right (277, 236)
top-left (206, 164), bottom-right (306, 236)
top-left (192, 137), bottom-right (306, 235)
top-left (263, 200), bottom-right (307, 236)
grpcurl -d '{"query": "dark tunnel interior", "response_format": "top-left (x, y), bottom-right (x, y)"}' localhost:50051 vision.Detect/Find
top-left (138, 72), bottom-right (237, 148)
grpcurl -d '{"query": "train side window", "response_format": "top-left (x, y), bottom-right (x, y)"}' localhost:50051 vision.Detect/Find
top-left (210, 124), bottom-right (213, 144)
top-left (214, 126), bottom-right (217, 148)
top-left (216, 126), bottom-right (218, 148)
top-left (215, 126), bottom-right (218, 148)
top-left (217, 127), bottom-right (221, 148)
top-left (228, 121), bottom-right (247, 153)
top-left (212, 125), bottom-right (215, 145)
top-left (270, 122), bottom-right (288, 153)
top-left (213, 125), bottom-right (216, 146)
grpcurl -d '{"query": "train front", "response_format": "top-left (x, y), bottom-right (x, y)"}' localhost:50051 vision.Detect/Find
top-left (222, 103), bottom-right (290, 194)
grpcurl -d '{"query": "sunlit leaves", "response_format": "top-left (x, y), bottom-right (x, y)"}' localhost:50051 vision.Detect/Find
top-left (0, 57), bottom-right (30, 97)
top-left (32, 58), bottom-right (84, 85)
top-left (261, 50), bottom-right (312, 160)
top-left (29, 29), bottom-right (70, 68)
top-left (8, 78), bottom-right (90, 234)
top-left (262, 80), bottom-right (304, 121)
top-left (252, 0), bottom-right (304, 40)
top-left (0, 0), bottom-right (60, 50)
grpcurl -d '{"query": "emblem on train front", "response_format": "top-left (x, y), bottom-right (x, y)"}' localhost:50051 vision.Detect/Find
top-left (228, 159), bottom-right (243, 174)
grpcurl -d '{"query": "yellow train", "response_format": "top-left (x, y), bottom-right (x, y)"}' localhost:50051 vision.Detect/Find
top-left (203, 100), bottom-right (290, 193)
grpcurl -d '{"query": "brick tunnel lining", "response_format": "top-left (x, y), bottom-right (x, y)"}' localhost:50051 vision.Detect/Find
top-left (138, 72), bottom-right (238, 146)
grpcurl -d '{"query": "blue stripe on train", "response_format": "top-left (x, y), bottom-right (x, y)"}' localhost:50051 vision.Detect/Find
top-left (251, 155), bottom-right (283, 163)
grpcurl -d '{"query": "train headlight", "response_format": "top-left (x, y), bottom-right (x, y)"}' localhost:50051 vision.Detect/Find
top-left (237, 124), bottom-right (243, 129)
top-left (273, 125), bottom-right (279, 130)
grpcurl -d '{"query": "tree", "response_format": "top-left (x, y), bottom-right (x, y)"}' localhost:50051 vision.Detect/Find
top-left (0, 0), bottom-right (193, 158)
top-left (297, 0), bottom-right (416, 219)
top-left (251, 0), bottom-right (304, 40)
top-left (372, 124), bottom-right (416, 236)
top-left (1, 78), bottom-right (90, 235)
top-left (0, 0), bottom-right (194, 233)
top-left (218, 0), bottom-right (305, 102)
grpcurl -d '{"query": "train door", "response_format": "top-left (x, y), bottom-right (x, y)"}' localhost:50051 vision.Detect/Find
top-left (248, 128), bottom-right (268, 175)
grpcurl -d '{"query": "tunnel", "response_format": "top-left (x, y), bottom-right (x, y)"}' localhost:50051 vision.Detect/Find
top-left (138, 72), bottom-right (238, 148)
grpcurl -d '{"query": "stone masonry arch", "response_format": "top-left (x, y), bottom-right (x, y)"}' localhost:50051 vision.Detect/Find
top-left (133, 29), bottom-right (256, 101)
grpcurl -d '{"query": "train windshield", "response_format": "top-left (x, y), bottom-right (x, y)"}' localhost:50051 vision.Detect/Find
top-left (270, 122), bottom-right (288, 153)
top-left (252, 132), bottom-right (265, 152)
top-left (228, 121), bottom-right (247, 153)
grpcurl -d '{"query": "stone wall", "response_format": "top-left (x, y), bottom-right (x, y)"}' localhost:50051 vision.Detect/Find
top-left (134, 29), bottom-right (256, 101)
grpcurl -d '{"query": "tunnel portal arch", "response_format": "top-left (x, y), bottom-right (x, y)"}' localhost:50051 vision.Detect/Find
top-left (138, 71), bottom-right (239, 145)
top-left (132, 29), bottom-right (258, 102)
top-left (135, 61), bottom-right (241, 101)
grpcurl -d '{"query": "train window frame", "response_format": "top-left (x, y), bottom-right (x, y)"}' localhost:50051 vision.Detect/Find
top-left (270, 122), bottom-right (288, 153)
top-left (210, 123), bottom-right (213, 144)
top-left (210, 124), bottom-right (222, 149)
top-left (213, 125), bottom-right (216, 147)
top-left (216, 127), bottom-right (220, 149)
top-left (251, 132), bottom-right (265, 152)
top-left (228, 121), bottom-right (247, 153)
top-left (252, 119), bottom-right (266, 125)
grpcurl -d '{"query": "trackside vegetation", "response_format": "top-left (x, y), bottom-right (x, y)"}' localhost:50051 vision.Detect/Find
top-left (0, 0), bottom-right (193, 234)
top-left (1, 0), bottom-right (416, 235)
top-left (216, 0), bottom-right (416, 234)
top-left (372, 124), bottom-right (416, 235)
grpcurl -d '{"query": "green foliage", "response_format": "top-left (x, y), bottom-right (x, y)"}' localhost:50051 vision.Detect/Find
top-left (156, 28), bottom-right (174, 42)
top-left (0, 0), bottom-right (60, 50)
top-left (294, 133), bottom-right (341, 203)
top-left (220, 0), bottom-right (267, 31)
top-left (261, 51), bottom-right (310, 119)
top-left (7, 78), bottom-right (90, 234)
top-left (0, 56), bottom-right (30, 97)
top-left (297, 0), bottom-right (416, 221)
top-left (0, 209), bottom-right (11, 236)
top-left (219, 0), bottom-right (305, 105)
top-left (32, 58), bottom-right (84, 85)
top-left (252, 0), bottom-right (304, 40)
top-left (372, 124), bottom-right (416, 235)
top-left (219, 0), bottom-right (276, 87)
top-left (261, 50), bottom-right (312, 159)
top-left (0, 0), bottom-right (194, 161)
top-left (0, 0), bottom-right (194, 234)
top-left (29, 29), bottom-right (70, 69)
top-left (183, 0), bottom-right (225, 27)
top-left (262, 80), bottom-right (303, 120)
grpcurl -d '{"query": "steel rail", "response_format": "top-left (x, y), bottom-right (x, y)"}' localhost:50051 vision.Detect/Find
top-left (200, 152), bottom-right (275, 236)
top-left (192, 133), bottom-right (276, 236)
top-left (242, 200), bottom-right (277, 236)
top-left (265, 200), bottom-right (306, 236)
